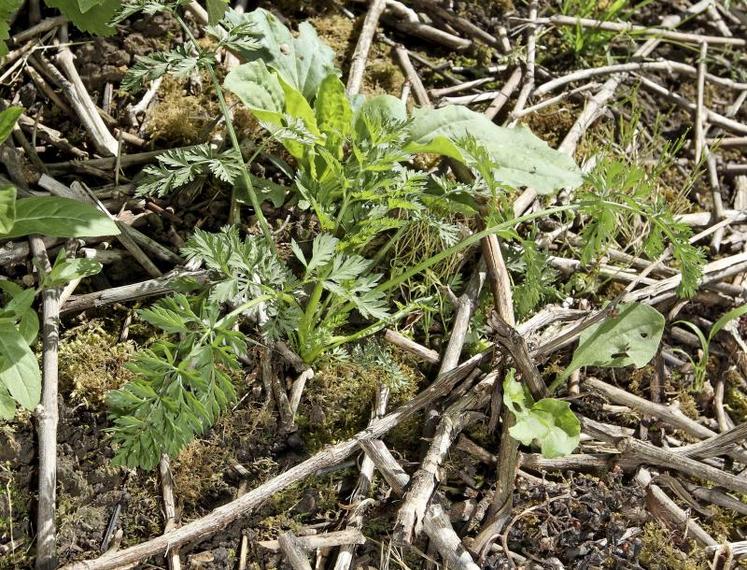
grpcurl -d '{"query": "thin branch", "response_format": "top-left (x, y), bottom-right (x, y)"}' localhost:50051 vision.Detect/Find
top-left (29, 237), bottom-right (61, 570)
top-left (516, 14), bottom-right (745, 46)
top-left (347, 0), bottom-right (387, 96)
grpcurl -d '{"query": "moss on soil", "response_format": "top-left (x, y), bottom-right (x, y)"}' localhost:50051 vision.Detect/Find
top-left (522, 102), bottom-right (579, 149)
top-left (639, 521), bottom-right (709, 569)
top-left (0, 463), bottom-right (33, 569)
top-left (145, 75), bottom-right (219, 145)
top-left (311, 13), bottom-right (404, 95)
top-left (59, 323), bottom-right (135, 408)
top-left (299, 345), bottom-right (422, 451)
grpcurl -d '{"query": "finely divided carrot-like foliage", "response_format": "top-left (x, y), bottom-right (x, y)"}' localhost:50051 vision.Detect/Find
top-left (96, 4), bottom-right (702, 469)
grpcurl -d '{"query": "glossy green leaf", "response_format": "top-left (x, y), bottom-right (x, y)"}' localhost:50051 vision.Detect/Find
top-left (504, 372), bottom-right (580, 459)
top-left (0, 185), bottom-right (15, 234)
top-left (44, 0), bottom-right (120, 36)
top-left (0, 322), bottom-right (41, 410)
top-left (560, 303), bottom-right (665, 381)
top-left (3, 287), bottom-right (34, 316)
top-left (44, 254), bottom-right (103, 288)
top-left (0, 105), bottom-right (22, 144)
top-left (17, 308), bottom-right (39, 346)
top-left (405, 105), bottom-right (583, 194)
top-left (3, 196), bottom-right (120, 238)
top-left (315, 74), bottom-right (352, 153)
top-left (277, 73), bottom-right (320, 137)
top-left (0, 281), bottom-right (38, 345)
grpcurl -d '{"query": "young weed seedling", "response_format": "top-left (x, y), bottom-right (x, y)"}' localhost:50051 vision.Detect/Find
top-left (107, 5), bottom-right (705, 467)
top-left (675, 304), bottom-right (747, 391)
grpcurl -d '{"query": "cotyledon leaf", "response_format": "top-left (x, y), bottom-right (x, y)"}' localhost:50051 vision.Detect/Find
top-left (503, 372), bottom-right (580, 459)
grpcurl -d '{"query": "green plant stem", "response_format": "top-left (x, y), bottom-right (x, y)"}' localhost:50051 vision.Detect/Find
top-left (175, 15), bottom-right (274, 247)
top-left (298, 281), bottom-right (325, 361)
top-left (209, 73), bottom-right (272, 235)
top-left (335, 193), bottom-right (351, 232)
top-left (305, 302), bottom-right (422, 363)
top-left (218, 294), bottom-right (275, 327)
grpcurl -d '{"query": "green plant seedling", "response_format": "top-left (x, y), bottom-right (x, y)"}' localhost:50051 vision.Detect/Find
top-left (674, 304), bottom-right (747, 391)
top-left (503, 369), bottom-right (581, 458)
top-left (554, 302), bottom-right (665, 390)
top-left (106, 5), bottom-right (707, 469)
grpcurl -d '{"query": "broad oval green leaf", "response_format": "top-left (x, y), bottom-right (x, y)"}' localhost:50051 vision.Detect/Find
top-left (0, 185), bottom-right (16, 234)
top-left (0, 281), bottom-right (38, 345)
top-left (234, 9), bottom-right (336, 101)
top-left (504, 372), bottom-right (580, 458)
top-left (0, 323), bottom-right (41, 410)
top-left (224, 60), bottom-right (284, 125)
top-left (561, 303), bottom-right (665, 381)
top-left (205, 0), bottom-right (228, 25)
top-left (354, 94), bottom-right (407, 140)
top-left (523, 399), bottom-right (581, 458)
top-left (0, 106), bottom-right (23, 145)
top-left (45, 256), bottom-right (103, 288)
top-left (278, 73), bottom-right (320, 137)
top-left (2, 196), bottom-right (120, 239)
top-left (405, 105), bottom-right (583, 194)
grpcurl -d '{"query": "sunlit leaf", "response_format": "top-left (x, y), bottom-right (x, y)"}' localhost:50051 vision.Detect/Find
top-left (560, 303), bottom-right (665, 381)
